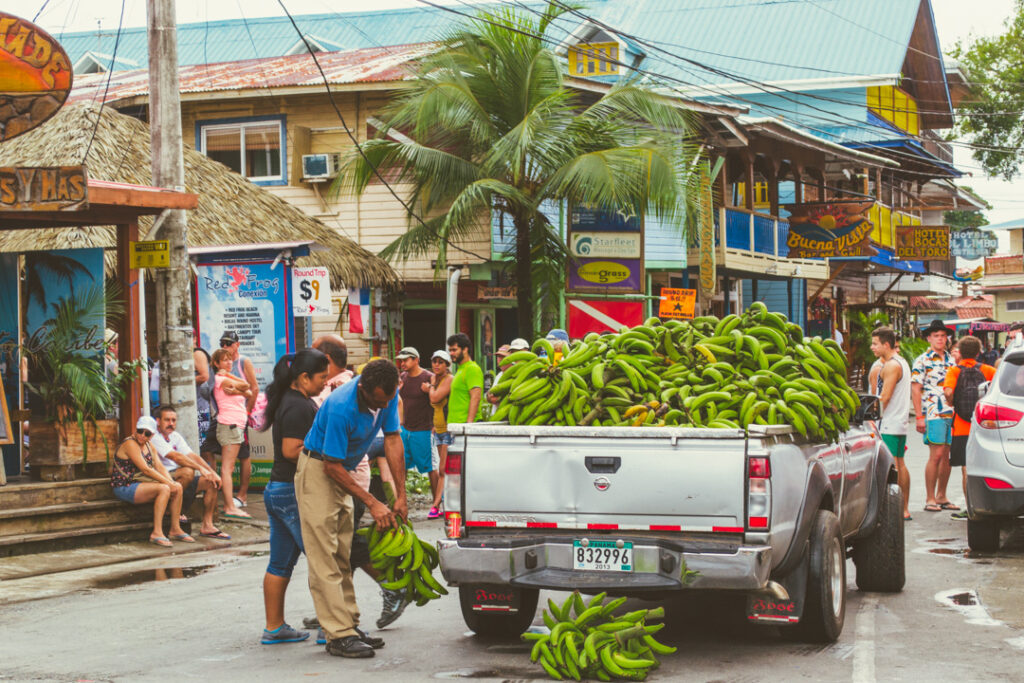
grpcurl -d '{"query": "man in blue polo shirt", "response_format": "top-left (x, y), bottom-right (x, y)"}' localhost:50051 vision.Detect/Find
top-left (296, 359), bottom-right (408, 659)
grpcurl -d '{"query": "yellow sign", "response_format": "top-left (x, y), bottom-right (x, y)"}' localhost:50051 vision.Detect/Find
top-left (896, 225), bottom-right (949, 261)
top-left (130, 240), bottom-right (170, 269)
top-left (658, 287), bottom-right (696, 320)
top-left (575, 260), bottom-right (632, 285)
top-left (698, 164), bottom-right (716, 298)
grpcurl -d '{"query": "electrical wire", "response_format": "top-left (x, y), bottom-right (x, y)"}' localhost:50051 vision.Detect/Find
top-left (276, 0), bottom-right (491, 262)
top-left (81, 0), bottom-right (125, 165)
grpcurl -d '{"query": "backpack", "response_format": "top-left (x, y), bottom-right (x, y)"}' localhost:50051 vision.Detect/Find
top-left (952, 363), bottom-right (988, 422)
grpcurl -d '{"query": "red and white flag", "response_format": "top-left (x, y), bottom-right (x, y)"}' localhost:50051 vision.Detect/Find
top-left (567, 299), bottom-right (643, 338)
top-left (347, 288), bottom-right (371, 334)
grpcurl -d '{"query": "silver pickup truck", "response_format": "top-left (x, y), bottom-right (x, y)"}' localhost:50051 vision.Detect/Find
top-left (437, 397), bottom-right (903, 643)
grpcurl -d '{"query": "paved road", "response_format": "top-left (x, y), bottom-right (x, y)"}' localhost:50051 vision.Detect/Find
top-left (2, 436), bottom-right (1023, 682)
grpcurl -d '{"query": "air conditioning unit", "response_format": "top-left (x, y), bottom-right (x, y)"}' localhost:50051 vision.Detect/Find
top-left (302, 153), bottom-right (339, 181)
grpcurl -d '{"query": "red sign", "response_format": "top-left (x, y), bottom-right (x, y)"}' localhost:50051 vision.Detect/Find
top-left (0, 13), bottom-right (73, 141)
top-left (568, 299), bottom-right (643, 338)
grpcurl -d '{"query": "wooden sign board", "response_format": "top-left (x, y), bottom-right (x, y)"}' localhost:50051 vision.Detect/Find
top-left (784, 201), bottom-right (875, 258)
top-left (658, 287), bottom-right (696, 320)
top-left (698, 165), bottom-right (716, 298)
top-left (896, 225), bottom-right (949, 261)
top-left (129, 240), bottom-right (170, 268)
top-left (0, 12), bottom-right (74, 141)
top-left (0, 165), bottom-right (88, 211)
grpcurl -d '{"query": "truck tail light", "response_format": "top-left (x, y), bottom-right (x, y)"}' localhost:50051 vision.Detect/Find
top-left (747, 456), bottom-right (771, 531)
top-left (444, 449), bottom-right (463, 538)
top-left (976, 402), bottom-right (1023, 429)
top-left (984, 476), bottom-right (1013, 490)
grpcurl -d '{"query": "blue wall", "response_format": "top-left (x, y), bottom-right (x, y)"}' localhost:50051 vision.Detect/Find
top-left (742, 278), bottom-right (806, 329)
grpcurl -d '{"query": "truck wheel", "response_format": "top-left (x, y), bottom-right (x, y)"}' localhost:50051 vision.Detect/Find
top-left (967, 517), bottom-right (1001, 552)
top-left (458, 585), bottom-right (539, 638)
top-left (852, 483), bottom-right (905, 592)
top-left (786, 510), bottom-right (846, 643)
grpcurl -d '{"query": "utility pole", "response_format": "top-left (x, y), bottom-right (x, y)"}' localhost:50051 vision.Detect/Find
top-left (147, 0), bottom-right (198, 448)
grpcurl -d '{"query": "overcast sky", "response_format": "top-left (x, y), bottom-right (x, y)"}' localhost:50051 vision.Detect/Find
top-left (21, 0), bottom-right (1024, 230)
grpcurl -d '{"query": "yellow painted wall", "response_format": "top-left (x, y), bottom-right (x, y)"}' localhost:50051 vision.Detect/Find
top-left (867, 86), bottom-right (920, 136)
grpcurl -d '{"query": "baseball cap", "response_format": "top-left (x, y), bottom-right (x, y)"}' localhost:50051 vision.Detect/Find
top-left (431, 349), bottom-right (452, 364)
top-left (496, 344), bottom-right (513, 357)
top-left (1010, 321), bottom-right (1024, 331)
top-left (136, 415), bottom-right (158, 433)
top-left (545, 328), bottom-right (570, 343)
top-left (219, 330), bottom-right (239, 345)
top-left (396, 346), bottom-right (420, 359)
top-left (508, 338), bottom-right (530, 351)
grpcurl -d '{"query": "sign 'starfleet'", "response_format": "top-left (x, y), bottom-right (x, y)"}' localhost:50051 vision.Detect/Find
top-left (0, 12), bottom-right (73, 141)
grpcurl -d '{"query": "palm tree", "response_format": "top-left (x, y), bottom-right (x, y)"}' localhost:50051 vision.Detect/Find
top-left (334, 2), bottom-right (703, 337)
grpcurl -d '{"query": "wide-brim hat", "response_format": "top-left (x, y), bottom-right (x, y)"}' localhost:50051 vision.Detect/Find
top-left (921, 319), bottom-right (954, 338)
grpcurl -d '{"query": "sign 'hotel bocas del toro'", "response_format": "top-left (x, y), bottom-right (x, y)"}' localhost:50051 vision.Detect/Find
top-left (784, 201), bottom-right (876, 259)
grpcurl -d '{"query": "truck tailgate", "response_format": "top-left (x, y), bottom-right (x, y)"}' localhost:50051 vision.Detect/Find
top-left (455, 424), bottom-right (749, 532)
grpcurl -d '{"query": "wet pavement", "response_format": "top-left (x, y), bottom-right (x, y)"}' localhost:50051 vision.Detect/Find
top-left (0, 444), bottom-right (1022, 680)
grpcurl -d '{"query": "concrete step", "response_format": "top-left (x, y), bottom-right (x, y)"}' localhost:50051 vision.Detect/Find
top-left (0, 521), bottom-right (154, 558)
top-left (0, 477), bottom-right (112, 508)
top-left (0, 500), bottom-right (142, 537)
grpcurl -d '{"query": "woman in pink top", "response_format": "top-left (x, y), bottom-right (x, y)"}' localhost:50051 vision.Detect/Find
top-left (212, 347), bottom-right (253, 519)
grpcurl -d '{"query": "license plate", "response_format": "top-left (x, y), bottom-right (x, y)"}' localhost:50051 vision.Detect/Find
top-left (573, 540), bottom-right (633, 572)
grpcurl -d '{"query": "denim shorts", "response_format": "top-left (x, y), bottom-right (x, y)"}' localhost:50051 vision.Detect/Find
top-left (433, 431), bottom-right (454, 447)
top-left (401, 427), bottom-right (433, 473)
top-left (924, 418), bottom-right (953, 446)
top-left (112, 483), bottom-right (140, 503)
top-left (264, 481), bottom-right (304, 578)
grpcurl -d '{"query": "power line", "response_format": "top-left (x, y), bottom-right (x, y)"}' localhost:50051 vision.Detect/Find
top-left (82, 0), bottom-right (125, 165)
top-left (275, 0), bottom-right (491, 263)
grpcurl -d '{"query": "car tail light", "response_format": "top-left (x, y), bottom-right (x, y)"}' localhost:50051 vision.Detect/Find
top-left (975, 402), bottom-right (1024, 429)
top-left (747, 456), bottom-right (771, 531)
top-left (444, 450), bottom-right (462, 537)
top-left (984, 477), bottom-right (1014, 490)
top-left (445, 452), bottom-right (462, 475)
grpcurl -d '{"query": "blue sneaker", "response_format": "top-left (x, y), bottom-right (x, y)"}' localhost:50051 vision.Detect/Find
top-left (317, 628), bottom-right (326, 645)
top-left (261, 623), bottom-right (310, 645)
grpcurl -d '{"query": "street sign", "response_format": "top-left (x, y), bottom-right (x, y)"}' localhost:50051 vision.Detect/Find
top-left (129, 240), bottom-right (169, 268)
top-left (292, 266), bottom-right (331, 316)
top-left (658, 287), bottom-right (696, 320)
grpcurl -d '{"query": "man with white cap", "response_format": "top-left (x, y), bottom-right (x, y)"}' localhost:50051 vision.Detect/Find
top-left (396, 346), bottom-right (436, 496)
top-left (488, 338), bottom-right (531, 404)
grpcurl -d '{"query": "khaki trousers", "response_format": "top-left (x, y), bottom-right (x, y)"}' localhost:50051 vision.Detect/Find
top-left (295, 452), bottom-right (360, 640)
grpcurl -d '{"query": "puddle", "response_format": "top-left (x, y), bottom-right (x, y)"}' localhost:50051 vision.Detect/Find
top-left (935, 588), bottom-right (1006, 627)
top-left (434, 668), bottom-right (542, 680)
top-left (86, 565), bottom-right (214, 590)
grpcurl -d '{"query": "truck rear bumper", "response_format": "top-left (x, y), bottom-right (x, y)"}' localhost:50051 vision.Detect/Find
top-left (437, 538), bottom-right (771, 591)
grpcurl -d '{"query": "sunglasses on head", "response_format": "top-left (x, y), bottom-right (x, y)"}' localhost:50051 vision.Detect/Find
top-left (137, 429), bottom-right (153, 437)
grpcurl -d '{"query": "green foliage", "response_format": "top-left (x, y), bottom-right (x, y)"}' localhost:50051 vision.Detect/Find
top-left (944, 211), bottom-right (990, 230)
top-left (898, 337), bottom-right (929, 368)
top-left (333, 1), bottom-right (703, 337)
top-left (950, 2), bottom-right (1024, 180)
top-left (406, 470), bottom-right (432, 497)
top-left (22, 284), bottom-right (146, 461)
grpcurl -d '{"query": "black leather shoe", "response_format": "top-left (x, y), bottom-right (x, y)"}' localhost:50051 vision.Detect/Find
top-left (325, 636), bottom-right (375, 658)
top-left (355, 626), bottom-right (385, 649)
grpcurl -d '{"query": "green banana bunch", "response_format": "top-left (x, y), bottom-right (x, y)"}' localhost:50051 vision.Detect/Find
top-left (356, 521), bottom-right (448, 605)
top-left (488, 304), bottom-right (859, 443)
top-left (522, 592), bottom-right (677, 681)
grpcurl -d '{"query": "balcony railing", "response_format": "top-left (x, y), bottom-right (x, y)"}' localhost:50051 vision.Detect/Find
top-left (722, 207), bottom-right (791, 258)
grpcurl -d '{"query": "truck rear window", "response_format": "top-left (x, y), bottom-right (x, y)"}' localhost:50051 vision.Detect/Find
top-left (997, 356), bottom-right (1024, 397)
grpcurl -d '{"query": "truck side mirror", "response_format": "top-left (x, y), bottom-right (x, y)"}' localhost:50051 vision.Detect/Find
top-left (854, 394), bottom-right (880, 424)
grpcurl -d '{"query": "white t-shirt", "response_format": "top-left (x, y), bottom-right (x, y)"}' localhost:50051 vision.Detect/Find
top-left (151, 430), bottom-right (193, 472)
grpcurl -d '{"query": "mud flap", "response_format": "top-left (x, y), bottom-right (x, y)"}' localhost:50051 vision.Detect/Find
top-left (468, 584), bottom-right (523, 613)
top-left (746, 542), bottom-right (808, 625)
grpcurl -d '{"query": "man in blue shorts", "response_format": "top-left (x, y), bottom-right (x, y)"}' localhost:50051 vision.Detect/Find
top-left (912, 320), bottom-right (958, 512)
top-left (396, 347), bottom-right (435, 488)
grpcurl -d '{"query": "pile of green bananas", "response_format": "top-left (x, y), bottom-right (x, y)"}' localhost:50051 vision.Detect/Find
top-left (523, 592), bottom-right (675, 681)
top-left (357, 521), bottom-right (448, 605)
top-left (488, 302), bottom-right (858, 443)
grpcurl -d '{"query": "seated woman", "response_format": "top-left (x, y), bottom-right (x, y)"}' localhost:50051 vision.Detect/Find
top-left (110, 415), bottom-right (193, 547)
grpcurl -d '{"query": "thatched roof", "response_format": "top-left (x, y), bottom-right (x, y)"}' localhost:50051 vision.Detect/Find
top-left (0, 104), bottom-right (399, 289)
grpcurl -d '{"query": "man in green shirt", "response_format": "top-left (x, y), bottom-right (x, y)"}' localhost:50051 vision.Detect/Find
top-left (446, 332), bottom-right (483, 424)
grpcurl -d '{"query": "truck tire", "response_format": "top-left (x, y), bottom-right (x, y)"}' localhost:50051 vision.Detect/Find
top-left (967, 517), bottom-right (1001, 552)
top-left (786, 510), bottom-right (845, 643)
top-left (458, 585), bottom-right (539, 638)
top-left (852, 483), bottom-right (905, 592)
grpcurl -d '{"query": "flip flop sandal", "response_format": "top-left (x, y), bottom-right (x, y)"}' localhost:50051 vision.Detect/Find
top-left (199, 530), bottom-right (232, 540)
top-left (924, 503), bottom-right (942, 512)
top-left (221, 512), bottom-right (253, 520)
top-left (149, 536), bottom-right (173, 547)
top-left (938, 502), bottom-right (961, 511)
top-left (170, 533), bottom-right (196, 543)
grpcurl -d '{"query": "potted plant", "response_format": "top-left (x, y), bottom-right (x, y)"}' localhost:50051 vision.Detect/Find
top-left (22, 283), bottom-right (144, 480)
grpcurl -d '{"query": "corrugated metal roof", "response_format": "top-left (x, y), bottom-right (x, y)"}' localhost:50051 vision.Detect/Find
top-left (67, 43), bottom-right (435, 105)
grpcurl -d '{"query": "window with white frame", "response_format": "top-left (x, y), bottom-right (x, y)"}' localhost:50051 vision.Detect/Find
top-left (1007, 300), bottom-right (1024, 312)
top-left (198, 118), bottom-right (284, 183)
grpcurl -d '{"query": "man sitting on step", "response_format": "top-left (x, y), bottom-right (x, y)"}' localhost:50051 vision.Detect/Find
top-left (151, 405), bottom-right (230, 540)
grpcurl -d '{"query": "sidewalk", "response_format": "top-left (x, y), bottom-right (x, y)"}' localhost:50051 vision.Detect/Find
top-left (0, 490), bottom-right (433, 582)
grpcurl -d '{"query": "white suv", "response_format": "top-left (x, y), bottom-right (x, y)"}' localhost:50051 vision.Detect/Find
top-left (965, 336), bottom-right (1024, 551)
